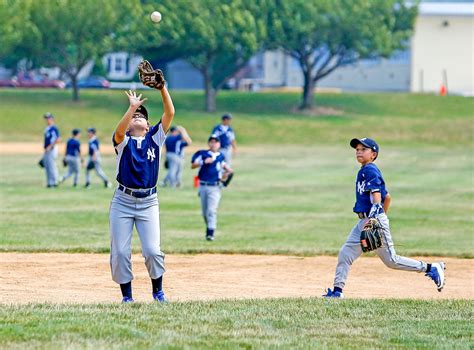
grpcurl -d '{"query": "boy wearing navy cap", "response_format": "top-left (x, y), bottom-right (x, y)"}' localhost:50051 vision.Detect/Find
top-left (42, 112), bottom-right (61, 187)
top-left (191, 134), bottom-right (233, 241)
top-left (323, 138), bottom-right (446, 298)
top-left (210, 113), bottom-right (237, 166)
top-left (109, 88), bottom-right (175, 303)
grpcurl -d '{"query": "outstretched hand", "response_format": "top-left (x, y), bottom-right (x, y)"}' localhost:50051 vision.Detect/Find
top-left (125, 90), bottom-right (147, 110)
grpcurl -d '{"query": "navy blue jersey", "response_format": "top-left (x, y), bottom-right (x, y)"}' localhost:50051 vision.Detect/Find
top-left (113, 122), bottom-right (166, 189)
top-left (165, 134), bottom-right (188, 156)
top-left (353, 163), bottom-right (388, 214)
top-left (211, 124), bottom-right (235, 148)
top-left (88, 137), bottom-right (100, 156)
top-left (191, 150), bottom-right (226, 182)
top-left (66, 138), bottom-right (81, 157)
top-left (44, 125), bottom-right (60, 149)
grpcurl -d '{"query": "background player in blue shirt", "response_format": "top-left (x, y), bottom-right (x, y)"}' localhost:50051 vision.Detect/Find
top-left (42, 112), bottom-right (61, 187)
top-left (85, 127), bottom-right (111, 188)
top-left (211, 113), bottom-right (237, 166)
top-left (109, 88), bottom-right (175, 303)
top-left (163, 125), bottom-right (192, 188)
top-left (191, 135), bottom-right (233, 241)
top-left (59, 128), bottom-right (82, 187)
top-left (323, 138), bottom-right (446, 298)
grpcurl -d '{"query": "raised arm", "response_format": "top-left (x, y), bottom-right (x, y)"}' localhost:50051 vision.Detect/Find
top-left (114, 90), bottom-right (147, 145)
top-left (160, 86), bottom-right (175, 133)
top-left (177, 126), bottom-right (192, 145)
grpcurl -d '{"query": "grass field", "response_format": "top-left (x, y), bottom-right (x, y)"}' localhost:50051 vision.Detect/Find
top-left (1, 299), bottom-right (472, 349)
top-left (0, 90), bottom-right (473, 257)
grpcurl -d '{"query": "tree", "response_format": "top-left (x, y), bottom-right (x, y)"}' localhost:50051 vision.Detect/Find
top-left (267, 0), bottom-right (418, 110)
top-left (0, 0), bottom-right (40, 70)
top-left (22, 0), bottom-right (139, 101)
top-left (132, 0), bottom-right (266, 112)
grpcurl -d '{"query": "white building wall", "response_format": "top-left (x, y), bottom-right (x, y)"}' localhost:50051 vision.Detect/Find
top-left (411, 13), bottom-right (474, 95)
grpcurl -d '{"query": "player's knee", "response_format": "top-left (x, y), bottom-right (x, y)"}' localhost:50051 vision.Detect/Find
top-left (142, 247), bottom-right (162, 259)
top-left (380, 255), bottom-right (400, 269)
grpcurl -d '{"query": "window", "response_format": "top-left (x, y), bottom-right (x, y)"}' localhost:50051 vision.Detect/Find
top-left (115, 58), bottom-right (123, 73)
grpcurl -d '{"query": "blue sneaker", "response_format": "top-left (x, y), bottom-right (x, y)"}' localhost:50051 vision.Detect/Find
top-left (425, 262), bottom-right (446, 292)
top-left (153, 290), bottom-right (168, 303)
top-left (322, 288), bottom-right (344, 298)
top-left (122, 296), bottom-right (134, 303)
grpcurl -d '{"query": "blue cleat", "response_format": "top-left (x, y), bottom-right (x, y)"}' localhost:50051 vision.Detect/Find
top-left (322, 288), bottom-right (344, 298)
top-left (425, 262), bottom-right (446, 292)
top-left (122, 296), bottom-right (134, 303)
top-left (153, 290), bottom-right (168, 303)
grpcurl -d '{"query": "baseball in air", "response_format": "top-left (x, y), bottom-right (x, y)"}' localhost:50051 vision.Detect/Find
top-left (150, 11), bottom-right (162, 23)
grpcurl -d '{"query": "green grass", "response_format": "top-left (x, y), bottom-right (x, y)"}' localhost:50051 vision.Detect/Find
top-left (0, 89), bottom-right (472, 146)
top-left (1, 145), bottom-right (472, 257)
top-left (1, 299), bottom-right (472, 349)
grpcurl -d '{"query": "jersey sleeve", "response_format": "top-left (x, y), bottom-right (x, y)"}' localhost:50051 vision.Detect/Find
top-left (364, 166), bottom-right (383, 192)
top-left (112, 132), bottom-right (130, 155)
top-left (51, 126), bottom-right (59, 142)
top-left (150, 122), bottom-right (166, 147)
top-left (191, 150), bottom-right (203, 165)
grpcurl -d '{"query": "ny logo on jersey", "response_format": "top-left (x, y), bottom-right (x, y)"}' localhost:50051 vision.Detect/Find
top-left (147, 147), bottom-right (156, 162)
top-left (357, 180), bottom-right (366, 195)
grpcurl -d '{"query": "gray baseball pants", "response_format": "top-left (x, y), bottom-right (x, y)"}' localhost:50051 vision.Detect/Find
top-left (334, 213), bottom-right (427, 289)
top-left (62, 155), bottom-right (80, 185)
top-left (44, 147), bottom-right (59, 186)
top-left (199, 185), bottom-right (222, 230)
top-left (163, 153), bottom-right (181, 187)
top-left (86, 157), bottom-right (108, 183)
top-left (109, 189), bottom-right (165, 284)
top-left (220, 147), bottom-right (232, 166)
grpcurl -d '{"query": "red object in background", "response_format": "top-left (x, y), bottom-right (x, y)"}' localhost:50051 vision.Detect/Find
top-left (440, 84), bottom-right (447, 96)
top-left (194, 175), bottom-right (200, 188)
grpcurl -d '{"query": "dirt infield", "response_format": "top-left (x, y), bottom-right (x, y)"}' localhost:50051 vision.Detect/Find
top-left (0, 253), bottom-right (471, 304)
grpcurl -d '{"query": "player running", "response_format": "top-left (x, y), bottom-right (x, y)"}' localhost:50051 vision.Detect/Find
top-left (59, 128), bottom-right (82, 187)
top-left (109, 87), bottom-right (174, 303)
top-left (85, 127), bottom-right (112, 188)
top-left (191, 135), bottom-right (233, 241)
top-left (210, 114), bottom-right (237, 165)
top-left (323, 138), bottom-right (445, 298)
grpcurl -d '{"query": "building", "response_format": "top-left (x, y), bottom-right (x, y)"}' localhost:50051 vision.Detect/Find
top-left (410, 2), bottom-right (474, 95)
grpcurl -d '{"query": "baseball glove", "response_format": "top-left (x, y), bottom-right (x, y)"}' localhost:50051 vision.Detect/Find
top-left (62, 158), bottom-right (67, 167)
top-left (360, 218), bottom-right (384, 252)
top-left (38, 157), bottom-right (45, 168)
top-left (138, 60), bottom-right (165, 90)
top-left (86, 160), bottom-right (95, 170)
top-left (221, 173), bottom-right (234, 187)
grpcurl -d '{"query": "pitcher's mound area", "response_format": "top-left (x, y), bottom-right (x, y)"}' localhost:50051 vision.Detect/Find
top-left (1, 253), bottom-right (471, 304)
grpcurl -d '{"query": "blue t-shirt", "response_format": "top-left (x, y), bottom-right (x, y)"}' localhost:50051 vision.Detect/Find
top-left (165, 134), bottom-right (188, 156)
top-left (211, 124), bottom-right (235, 149)
top-left (191, 150), bottom-right (226, 182)
top-left (353, 163), bottom-right (388, 214)
top-left (88, 137), bottom-right (100, 156)
top-left (66, 138), bottom-right (81, 157)
top-left (44, 125), bottom-right (60, 149)
top-left (113, 122), bottom-right (166, 189)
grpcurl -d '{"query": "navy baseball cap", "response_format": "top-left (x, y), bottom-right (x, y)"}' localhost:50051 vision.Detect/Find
top-left (222, 113), bottom-right (232, 120)
top-left (87, 127), bottom-right (96, 134)
top-left (208, 134), bottom-right (220, 142)
top-left (169, 126), bottom-right (177, 132)
top-left (43, 112), bottom-right (54, 119)
top-left (135, 105), bottom-right (149, 120)
top-left (72, 128), bottom-right (81, 136)
top-left (350, 137), bottom-right (379, 153)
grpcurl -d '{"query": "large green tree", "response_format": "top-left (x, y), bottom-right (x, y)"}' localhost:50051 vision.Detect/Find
top-left (20, 0), bottom-right (139, 101)
top-left (267, 0), bottom-right (418, 109)
top-left (134, 0), bottom-right (266, 112)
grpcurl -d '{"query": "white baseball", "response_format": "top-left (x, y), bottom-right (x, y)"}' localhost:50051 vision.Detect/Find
top-left (150, 11), bottom-right (162, 23)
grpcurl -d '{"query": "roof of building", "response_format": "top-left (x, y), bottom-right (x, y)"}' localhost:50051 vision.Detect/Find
top-left (419, 2), bottom-right (474, 16)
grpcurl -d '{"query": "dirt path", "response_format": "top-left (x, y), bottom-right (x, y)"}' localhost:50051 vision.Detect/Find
top-left (1, 253), bottom-right (471, 304)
